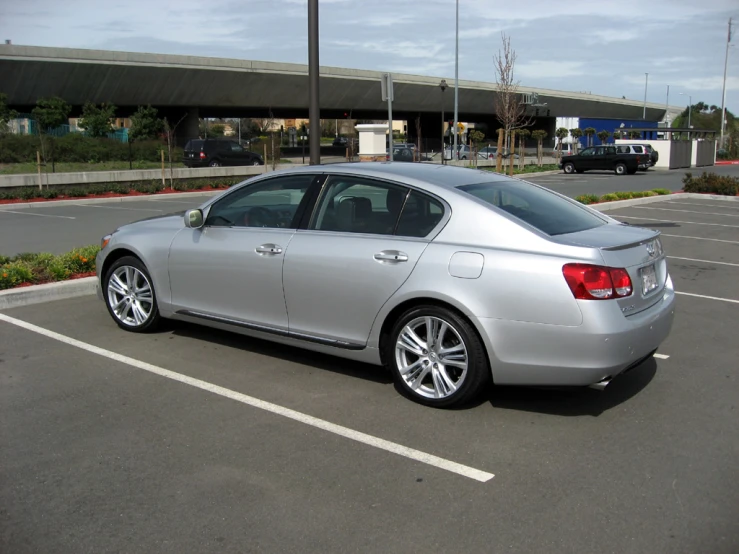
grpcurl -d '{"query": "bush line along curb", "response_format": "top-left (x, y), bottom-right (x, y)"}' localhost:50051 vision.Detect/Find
top-left (0, 277), bottom-right (98, 310)
top-left (0, 190), bottom-right (221, 210)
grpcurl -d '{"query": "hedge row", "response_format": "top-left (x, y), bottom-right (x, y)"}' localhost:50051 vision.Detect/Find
top-left (575, 189), bottom-right (672, 205)
top-left (1, 245), bottom-right (100, 290)
top-left (0, 134), bottom-right (183, 164)
top-left (0, 177), bottom-right (244, 201)
top-left (682, 171), bottom-right (739, 196)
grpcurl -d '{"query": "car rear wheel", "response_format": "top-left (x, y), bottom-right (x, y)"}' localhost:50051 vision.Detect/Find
top-left (209, 160), bottom-right (221, 167)
top-left (387, 305), bottom-right (489, 408)
top-left (615, 163), bottom-right (627, 175)
top-left (563, 162), bottom-right (575, 174)
top-left (252, 159), bottom-right (261, 166)
top-left (104, 256), bottom-right (160, 333)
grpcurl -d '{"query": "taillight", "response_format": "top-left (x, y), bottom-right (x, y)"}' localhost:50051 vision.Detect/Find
top-left (199, 151), bottom-right (206, 159)
top-left (562, 263), bottom-right (633, 300)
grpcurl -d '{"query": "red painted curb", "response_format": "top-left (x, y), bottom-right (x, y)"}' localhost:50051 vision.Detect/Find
top-left (715, 160), bottom-right (739, 165)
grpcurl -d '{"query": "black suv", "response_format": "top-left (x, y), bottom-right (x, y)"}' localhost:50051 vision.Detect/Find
top-left (183, 139), bottom-right (264, 168)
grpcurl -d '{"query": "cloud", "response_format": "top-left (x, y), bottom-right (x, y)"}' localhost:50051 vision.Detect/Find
top-left (586, 29), bottom-right (639, 44)
top-left (329, 40), bottom-right (445, 59)
top-left (516, 61), bottom-right (586, 80)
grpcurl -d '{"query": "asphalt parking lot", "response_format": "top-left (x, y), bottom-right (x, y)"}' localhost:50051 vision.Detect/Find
top-left (1, 196), bottom-right (738, 553)
top-left (5, 165), bottom-right (739, 256)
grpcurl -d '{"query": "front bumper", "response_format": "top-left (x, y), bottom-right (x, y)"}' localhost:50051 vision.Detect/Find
top-left (477, 276), bottom-right (676, 386)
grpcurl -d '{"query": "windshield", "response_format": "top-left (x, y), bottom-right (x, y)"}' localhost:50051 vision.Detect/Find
top-left (458, 180), bottom-right (607, 236)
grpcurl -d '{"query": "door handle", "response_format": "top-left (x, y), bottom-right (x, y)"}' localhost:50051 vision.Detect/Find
top-left (374, 250), bottom-right (408, 263)
top-left (255, 244), bottom-right (283, 255)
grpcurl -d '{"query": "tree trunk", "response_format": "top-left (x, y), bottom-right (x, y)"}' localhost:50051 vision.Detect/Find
top-left (508, 131), bottom-right (516, 176)
top-left (496, 128), bottom-right (504, 172)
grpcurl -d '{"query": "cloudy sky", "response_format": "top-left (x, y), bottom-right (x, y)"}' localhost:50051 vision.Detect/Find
top-left (1, 0), bottom-right (737, 111)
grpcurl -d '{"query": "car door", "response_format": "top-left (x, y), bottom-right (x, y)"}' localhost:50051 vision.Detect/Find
top-left (576, 147), bottom-right (596, 170)
top-left (590, 146), bottom-right (608, 170)
top-left (282, 175), bottom-right (445, 347)
top-left (168, 173), bottom-right (319, 330)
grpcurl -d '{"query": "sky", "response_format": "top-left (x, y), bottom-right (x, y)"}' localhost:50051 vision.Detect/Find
top-left (1, 0), bottom-right (738, 111)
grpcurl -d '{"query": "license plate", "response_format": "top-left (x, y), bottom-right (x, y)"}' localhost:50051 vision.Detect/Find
top-left (641, 264), bottom-right (658, 294)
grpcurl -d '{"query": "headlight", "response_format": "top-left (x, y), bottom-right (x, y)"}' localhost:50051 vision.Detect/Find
top-left (101, 234), bottom-right (112, 249)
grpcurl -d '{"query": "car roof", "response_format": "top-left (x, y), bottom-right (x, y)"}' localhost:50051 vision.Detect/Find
top-left (270, 162), bottom-right (512, 190)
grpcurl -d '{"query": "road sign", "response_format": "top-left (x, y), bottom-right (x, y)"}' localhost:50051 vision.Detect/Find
top-left (381, 73), bottom-right (394, 102)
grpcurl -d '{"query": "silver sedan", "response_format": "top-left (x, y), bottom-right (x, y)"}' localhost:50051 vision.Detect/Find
top-left (97, 163), bottom-right (675, 407)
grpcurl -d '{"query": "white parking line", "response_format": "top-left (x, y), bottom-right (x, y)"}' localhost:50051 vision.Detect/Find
top-left (0, 209), bottom-right (75, 219)
top-left (654, 353), bottom-right (670, 359)
top-left (75, 204), bottom-right (164, 212)
top-left (615, 216), bottom-right (739, 228)
top-left (660, 234), bottom-right (739, 245)
top-left (0, 313), bottom-right (494, 484)
top-left (632, 206), bottom-right (739, 218)
top-left (664, 201), bottom-right (739, 210)
top-left (675, 292), bottom-right (739, 304)
top-left (668, 256), bottom-right (739, 267)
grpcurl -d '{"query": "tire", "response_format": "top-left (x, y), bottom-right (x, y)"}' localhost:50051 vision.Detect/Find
top-left (386, 305), bottom-right (490, 408)
top-left (103, 256), bottom-right (161, 333)
top-left (209, 160), bottom-right (221, 167)
top-left (252, 160), bottom-right (261, 166)
top-left (614, 163), bottom-right (627, 175)
top-left (563, 162), bottom-right (576, 174)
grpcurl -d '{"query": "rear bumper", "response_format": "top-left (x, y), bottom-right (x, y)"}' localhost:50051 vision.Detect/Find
top-left (477, 276), bottom-right (676, 386)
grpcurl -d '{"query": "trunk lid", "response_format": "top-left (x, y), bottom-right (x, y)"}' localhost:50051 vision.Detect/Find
top-left (552, 223), bottom-right (667, 316)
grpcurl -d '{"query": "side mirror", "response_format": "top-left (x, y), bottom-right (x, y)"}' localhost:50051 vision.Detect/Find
top-left (184, 209), bottom-right (204, 229)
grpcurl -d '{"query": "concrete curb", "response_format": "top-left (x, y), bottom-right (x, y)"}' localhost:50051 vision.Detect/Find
top-left (0, 190), bottom-right (221, 210)
top-left (0, 277), bottom-right (98, 310)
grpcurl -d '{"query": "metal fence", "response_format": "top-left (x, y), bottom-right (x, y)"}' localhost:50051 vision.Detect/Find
top-left (8, 114), bottom-right (129, 142)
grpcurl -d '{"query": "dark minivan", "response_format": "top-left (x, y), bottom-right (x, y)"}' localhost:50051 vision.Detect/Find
top-left (183, 139), bottom-right (264, 168)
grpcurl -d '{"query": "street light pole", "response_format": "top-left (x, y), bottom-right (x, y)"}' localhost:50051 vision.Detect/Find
top-left (643, 73), bottom-right (648, 119)
top-left (720, 17), bottom-right (733, 148)
top-left (452, 0), bottom-right (459, 159)
top-left (680, 93), bottom-right (692, 129)
top-left (440, 79), bottom-right (447, 164)
top-left (665, 85), bottom-right (669, 116)
top-left (307, 0), bottom-right (320, 165)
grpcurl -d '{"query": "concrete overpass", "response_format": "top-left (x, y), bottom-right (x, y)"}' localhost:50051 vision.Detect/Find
top-left (0, 44), bottom-right (670, 145)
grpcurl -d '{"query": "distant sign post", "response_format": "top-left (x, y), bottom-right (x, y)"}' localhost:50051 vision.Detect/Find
top-left (381, 73), bottom-right (394, 161)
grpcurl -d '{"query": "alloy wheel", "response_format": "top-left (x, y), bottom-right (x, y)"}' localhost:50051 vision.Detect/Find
top-left (107, 266), bottom-right (154, 327)
top-left (395, 316), bottom-right (468, 399)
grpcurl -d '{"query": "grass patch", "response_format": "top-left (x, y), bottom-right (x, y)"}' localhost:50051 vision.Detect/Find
top-left (0, 160), bottom-right (163, 175)
top-left (1, 245), bottom-right (100, 290)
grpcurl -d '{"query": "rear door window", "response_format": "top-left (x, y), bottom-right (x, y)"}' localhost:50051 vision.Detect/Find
top-left (185, 140), bottom-right (203, 151)
top-left (459, 180), bottom-right (607, 236)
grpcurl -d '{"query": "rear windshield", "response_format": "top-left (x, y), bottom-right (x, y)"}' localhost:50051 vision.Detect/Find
top-left (184, 140), bottom-right (203, 151)
top-left (458, 180), bottom-right (607, 236)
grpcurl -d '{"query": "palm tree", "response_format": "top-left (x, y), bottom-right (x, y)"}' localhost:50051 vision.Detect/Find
top-left (554, 127), bottom-right (569, 160)
top-left (517, 128), bottom-right (530, 169)
top-left (613, 131), bottom-right (622, 140)
top-left (584, 127), bottom-right (596, 147)
top-left (628, 130), bottom-right (641, 139)
top-left (597, 130), bottom-right (610, 144)
top-left (569, 128), bottom-right (583, 153)
top-left (531, 129), bottom-right (547, 166)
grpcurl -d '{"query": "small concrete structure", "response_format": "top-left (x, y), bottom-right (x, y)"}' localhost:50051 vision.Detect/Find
top-left (356, 124), bottom-right (388, 162)
top-left (614, 128), bottom-right (717, 170)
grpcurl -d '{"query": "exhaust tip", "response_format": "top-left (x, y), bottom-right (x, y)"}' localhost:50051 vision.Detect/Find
top-left (589, 376), bottom-right (612, 391)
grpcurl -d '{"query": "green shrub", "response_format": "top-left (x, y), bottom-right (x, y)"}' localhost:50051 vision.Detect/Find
top-left (651, 188), bottom-right (671, 195)
top-left (614, 191), bottom-right (634, 200)
top-left (600, 193), bottom-right (619, 202)
top-left (575, 194), bottom-right (600, 205)
top-left (682, 171), bottom-right (739, 195)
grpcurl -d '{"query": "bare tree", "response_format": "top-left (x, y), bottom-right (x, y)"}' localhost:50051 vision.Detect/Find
top-left (493, 34), bottom-right (531, 155)
top-left (163, 113), bottom-right (188, 189)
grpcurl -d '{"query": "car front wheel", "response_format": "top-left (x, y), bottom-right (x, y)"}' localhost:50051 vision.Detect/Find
top-left (104, 256), bottom-right (160, 333)
top-left (615, 163), bottom-right (627, 175)
top-left (563, 162), bottom-right (575, 174)
top-left (387, 305), bottom-right (490, 408)
top-left (209, 160), bottom-right (221, 167)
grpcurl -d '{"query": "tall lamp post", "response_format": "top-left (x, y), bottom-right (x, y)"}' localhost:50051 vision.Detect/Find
top-left (308, 0), bottom-right (320, 165)
top-left (642, 73), bottom-right (649, 119)
top-left (440, 79), bottom-right (447, 164)
top-left (452, 0), bottom-right (459, 158)
top-left (680, 92), bottom-right (692, 130)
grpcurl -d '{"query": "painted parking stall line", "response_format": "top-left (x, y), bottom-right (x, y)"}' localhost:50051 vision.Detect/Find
top-left (660, 234), bottom-right (739, 245)
top-left (675, 292), bottom-right (739, 304)
top-left (631, 206), bottom-right (739, 218)
top-left (0, 209), bottom-right (75, 219)
top-left (654, 353), bottom-right (670, 360)
top-left (0, 313), bottom-right (495, 483)
top-left (668, 256), bottom-right (739, 268)
top-left (75, 204), bottom-right (165, 212)
top-left (616, 216), bottom-right (739, 229)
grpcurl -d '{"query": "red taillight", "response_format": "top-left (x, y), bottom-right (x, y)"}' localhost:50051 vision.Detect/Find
top-left (199, 151), bottom-right (206, 159)
top-left (562, 263), bottom-right (633, 300)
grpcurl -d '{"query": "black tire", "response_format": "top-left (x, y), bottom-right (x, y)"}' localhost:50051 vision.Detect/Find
top-left (563, 162), bottom-right (576, 174)
top-left (252, 159), bottom-right (261, 166)
top-left (103, 256), bottom-right (161, 333)
top-left (386, 305), bottom-right (490, 408)
top-left (209, 159), bottom-right (221, 167)
top-left (614, 163), bottom-right (627, 175)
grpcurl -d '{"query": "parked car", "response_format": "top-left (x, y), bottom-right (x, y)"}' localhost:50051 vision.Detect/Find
top-left (183, 139), bottom-right (264, 168)
top-left (615, 145), bottom-right (652, 170)
top-left (552, 144), bottom-right (577, 157)
top-left (386, 147), bottom-right (415, 162)
top-left (96, 163), bottom-right (675, 407)
top-left (478, 146), bottom-right (519, 160)
top-left (333, 136), bottom-right (350, 147)
top-left (444, 145), bottom-right (472, 160)
top-left (561, 145), bottom-right (643, 175)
